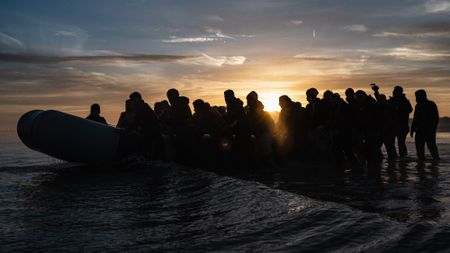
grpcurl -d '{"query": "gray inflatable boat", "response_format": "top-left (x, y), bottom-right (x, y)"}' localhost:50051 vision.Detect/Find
top-left (17, 110), bottom-right (121, 164)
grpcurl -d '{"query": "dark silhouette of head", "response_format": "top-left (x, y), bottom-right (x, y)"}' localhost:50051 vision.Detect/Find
top-left (154, 100), bottom-right (170, 116)
top-left (129, 91), bottom-right (142, 101)
top-left (167, 88), bottom-right (180, 105)
top-left (246, 91), bottom-right (259, 106)
top-left (224, 89), bottom-right (235, 104)
top-left (154, 101), bottom-right (161, 111)
top-left (345, 88), bottom-right (355, 101)
top-left (306, 88), bottom-right (319, 103)
top-left (179, 96), bottom-right (189, 105)
top-left (323, 90), bottom-right (334, 101)
top-left (279, 95), bottom-right (292, 109)
top-left (215, 106), bottom-right (226, 116)
top-left (159, 100), bottom-right (170, 108)
top-left (355, 90), bottom-right (367, 104)
top-left (247, 91), bottom-right (258, 100)
top-left (90, 103), bottom-right (101, 115)
top-left (393, 86), bottom-right (404, 98)
top-left (415, 89), bottom-right (427, 103)
top-left (193, 99), bottom-right (206, 113)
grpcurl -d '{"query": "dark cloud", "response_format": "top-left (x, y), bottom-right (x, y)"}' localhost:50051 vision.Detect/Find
top-left (0, 53), bottom-right (192, 64)
top-left (293, 56), bottom-right (340, 61)
top-left (0, 65), bottom-right (167, 98)
top-left (414, 21), bottom-right (450, 33)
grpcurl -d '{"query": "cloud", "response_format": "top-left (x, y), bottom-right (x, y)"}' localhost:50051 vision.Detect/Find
top-left (425, 0), bottom-right (450, 13)
top-left (0, 52), bottom-right (247, 68)
top-left (0, 66), bottom-right (169, 106)
top-left (0, 32), bottom-right (24, 49)
top-left (293, 55), bottom-right (339, 61)
top-left (162, 36), bottom-right (219, 43)
top-left (373, 31), bottom-right (450, 38)
top-left (4, 17), bottom-right (89, 55)
top-left (204, 15), bottom-right (224, 22)
top-left (239, 34), bottom-right (257, 38)
top-left (0, 52), bottom-right (191, 64)
top-left (55, 31), bottom-right (79, 37)
top-left (205, 28), bottom-right (234, 39)
top-left (0, 65), bottom-right (171, 127)
top-left (341, 24), bottom-right (368, 32)
top-left (162, 28), bottom-right (234, 43)
top-left (377, 47), bottom-right (450, 61)
top-left (373, 21), bottom-right (450, 38)
top-left (284, 20), bottom-right (303, 26)
top-left (179, 53), bottom-right (246, 67)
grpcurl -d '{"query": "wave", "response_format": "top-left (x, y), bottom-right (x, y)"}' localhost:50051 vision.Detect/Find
top-left (1, 160), bottom-right (450, 251)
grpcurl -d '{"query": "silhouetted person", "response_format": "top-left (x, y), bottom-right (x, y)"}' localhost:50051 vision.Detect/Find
top-left (321, 90), bottom-right (335, 126)
top-left (345, 88), bottom-right (357, 108)
top-left (276, 95), bottom-right (306, 159)
top-left (411, 90), bottom-right (439, 160)
top-left (223, 89), bottom-right (248, 138)
top-left (192, 99), bottom-right (225, 137)
top-left (154, 100), bottom-right (170, 119)
top-left (354, 90), bottom-right (382, 166)
top-left (214, 105), bottom-right (227, 117)
top-left (305, 88), bottom-right (319, 126)
top-left (86, 103), bottom-right (107, 124)
top-left (224, 90), bottom-right (245, 124)
top-left (166, 88), bottom-right (193, 133)
top-left (305, 88), bottom-right (332, 158)
top-left (154, 100), bottom-right (171, 132)
top-left (222, 90), bottom-right (251, 167)
top-left (323, 91), bottom-right (351, 166)
top-left (127, 91), bottom-right (164, 159)
top-left (343, 88), bottom-right (357, 161)
top-left (129, 92), bottom-right (160, 137)
top-left (389, 86), bottom-right (412, 157)
top-left (117, 99), bottom-right (141, 156)
top-left (246, 91), bottom-right (274, 137)
top-left (245, 91), bottom-right (265, 114)
top-left (191, 99), bottom-right (223, 166)
top-left (117, 99), bottom-right (136, 129)
top-left (246, 91), bottom-right (275, 166)
top-left (370, 84), bottom-right (396, 160)
top-left (378, 93), bottom-right (397, 160)
top-left (345, 88), bottom-right (358, 132)
top-left (165, 88), bottom-right (195, 164)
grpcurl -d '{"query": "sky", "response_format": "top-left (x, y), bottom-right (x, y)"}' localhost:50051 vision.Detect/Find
top-left (1, 0), bottom-right (450, 129)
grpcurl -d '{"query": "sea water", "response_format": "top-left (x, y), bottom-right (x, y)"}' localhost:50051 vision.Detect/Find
top-left (1, 130), bottom-right (450, 252)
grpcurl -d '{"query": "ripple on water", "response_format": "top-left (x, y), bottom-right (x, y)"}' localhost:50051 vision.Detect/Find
top-left (0, 157), bottom-right (450, 252)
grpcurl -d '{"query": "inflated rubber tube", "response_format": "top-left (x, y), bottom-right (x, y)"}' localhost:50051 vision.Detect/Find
top-left (17, 110), bottom-right (121, 164)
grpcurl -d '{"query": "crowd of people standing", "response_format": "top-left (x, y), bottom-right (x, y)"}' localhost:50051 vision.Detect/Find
top-left (86, 84), bottom-right (440, 170)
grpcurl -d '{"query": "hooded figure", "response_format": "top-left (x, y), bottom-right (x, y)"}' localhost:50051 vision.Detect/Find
top-left (411, 89), bottom-right (439, 160)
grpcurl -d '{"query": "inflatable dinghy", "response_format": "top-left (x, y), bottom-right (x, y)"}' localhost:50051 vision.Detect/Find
top-left (17, 110), bottom-right (121, 164)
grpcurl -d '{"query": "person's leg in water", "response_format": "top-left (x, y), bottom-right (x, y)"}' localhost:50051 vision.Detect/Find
top-left (397, 131), bottom-right (408, 157)
top-left (384, 133), bottom-right (397, 161)
top-left (426, 130), bottom-right (440, 160)
top-left (415, 131), bottom-right (426, 160)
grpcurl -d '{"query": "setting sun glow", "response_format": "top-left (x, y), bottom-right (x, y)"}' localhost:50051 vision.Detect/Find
top-left (259, 92), bottom-right (284, 112)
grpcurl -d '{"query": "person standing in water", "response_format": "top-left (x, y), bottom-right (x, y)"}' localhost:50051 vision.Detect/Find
top-left (410, 89), bottom-right (440, 161)
top-left (86, 103), bottom-right (107, 124)
top-left (389, 86), bottom-right (413, 158)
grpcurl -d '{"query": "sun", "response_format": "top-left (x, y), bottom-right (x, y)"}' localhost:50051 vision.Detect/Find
top-left (259, 92), bottom-right (282, 112)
